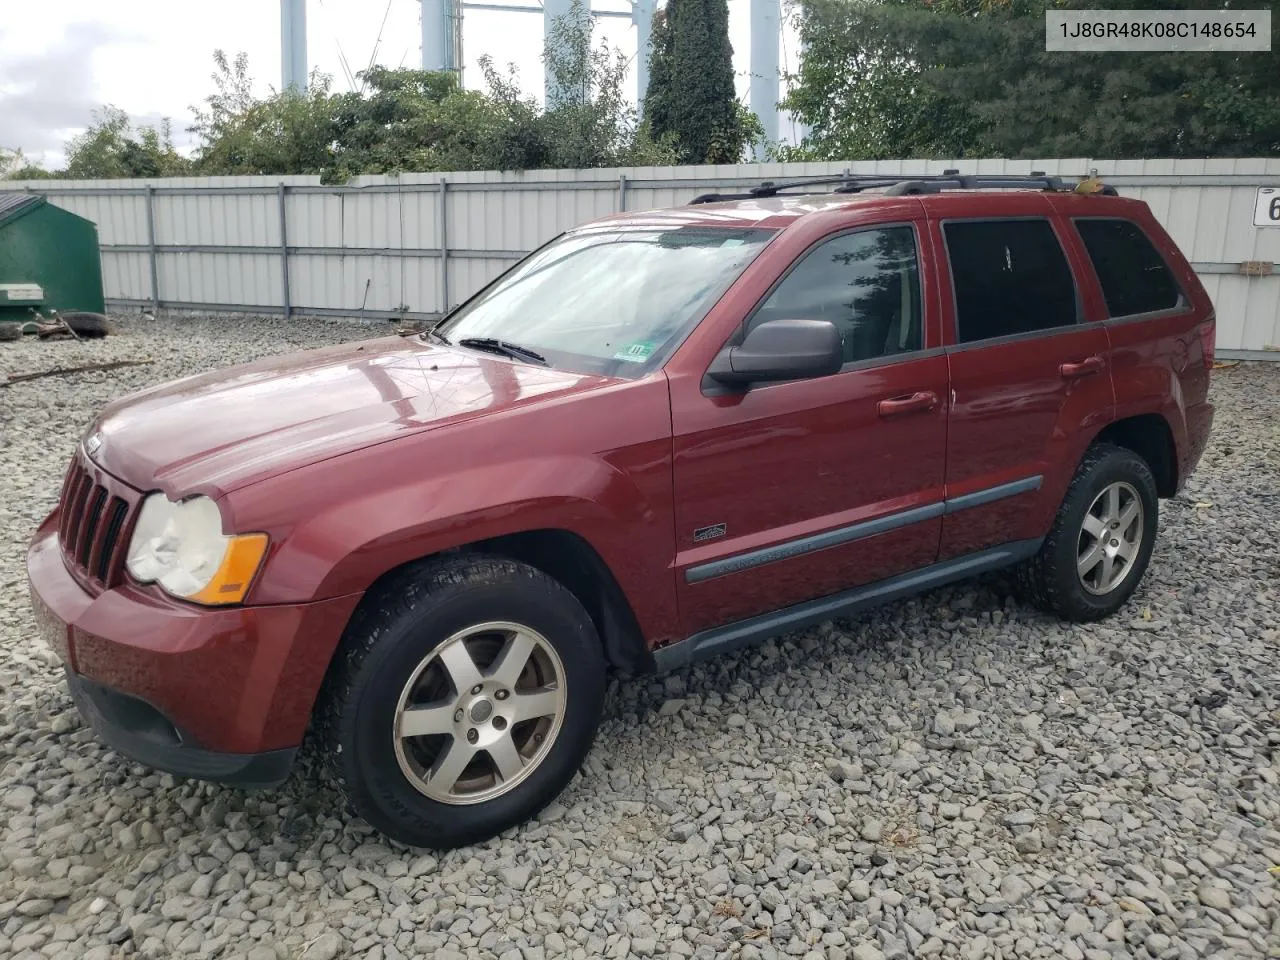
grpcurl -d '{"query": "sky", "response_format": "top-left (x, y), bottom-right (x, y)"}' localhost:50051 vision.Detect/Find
top-left (0, 0), bottom-right (804, 169)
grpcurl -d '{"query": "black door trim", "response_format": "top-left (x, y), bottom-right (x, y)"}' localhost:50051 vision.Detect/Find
top-left (943, 475), bottom-right (1042, 513)
top-left (685, 501), bottom-right (944, 585)
top-left (657, 538), bottom-right (1043, 672)
top-left (685, 474), bottom-right (1042, 584)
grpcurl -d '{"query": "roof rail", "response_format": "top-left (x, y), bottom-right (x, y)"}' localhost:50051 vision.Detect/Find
top-left (688, 172), bottom-right (1113, 204)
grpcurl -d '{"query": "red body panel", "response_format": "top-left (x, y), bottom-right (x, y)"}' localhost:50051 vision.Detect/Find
top-left (25, 187), bottom-right (1216, 764)
top-left (921, 197), bottom-right (1115, 559)
top-left (667, 200), bottom-right (949, 632)
top-left (224, 373), bottom-right (680, 641)
top-left (1046, 194), bottom-right (1215, 490)
top-left (28, 512), bottom-right (360, 753)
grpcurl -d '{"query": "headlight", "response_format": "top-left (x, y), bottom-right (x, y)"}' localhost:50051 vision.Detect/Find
top-left (125, 494), bottom-right (268, 605)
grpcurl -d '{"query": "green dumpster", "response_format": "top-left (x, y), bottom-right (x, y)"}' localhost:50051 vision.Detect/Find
top-left (0, 193), bottom-right (106, 326)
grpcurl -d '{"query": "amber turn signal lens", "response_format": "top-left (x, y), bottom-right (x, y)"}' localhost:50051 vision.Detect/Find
top-left (188, 533), bottom-right (269, 606)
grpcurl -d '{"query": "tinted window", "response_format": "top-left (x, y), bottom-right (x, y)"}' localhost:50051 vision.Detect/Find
top-left (748, 226), bottom-right (922, 364)
top-left (944, 219), bottom-right (1077, 343)
top-left (1075, 219), bottom-right (1181, 317)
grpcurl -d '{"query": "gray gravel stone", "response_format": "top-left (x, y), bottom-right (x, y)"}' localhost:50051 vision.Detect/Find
top-left (1, 317), bottom-right (1277, 960)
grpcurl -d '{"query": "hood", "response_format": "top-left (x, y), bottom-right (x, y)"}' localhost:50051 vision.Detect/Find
top-left (88, 336), bottom-right (612, 498)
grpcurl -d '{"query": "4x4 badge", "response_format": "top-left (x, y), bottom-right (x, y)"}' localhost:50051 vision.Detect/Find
top-left (693, 523), bottom-right (726, 543)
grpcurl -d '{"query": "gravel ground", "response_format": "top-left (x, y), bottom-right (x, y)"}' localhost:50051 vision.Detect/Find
top-left (1, 314), bottom-right (1278, 960)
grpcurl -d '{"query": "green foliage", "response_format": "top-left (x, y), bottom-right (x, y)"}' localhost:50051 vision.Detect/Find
top-left (645, 0), bottom-right (755, 163)
top-left (782, 0), bottom-right (1280, 160)
top-left (189, 51), bottom-right (344, 177)
top-left (325, 67), bottom-right (515, 179)
top-left (187, 8), bottom-right (673, 182)
top-left (642, 9), bottom-right (676, 145)
top-left (473, 2), bottom-right (674, 171)
top-left (0, 147), bottom-right (56, 180)
top-left (533, 1), bottom-right (676, 168)
top-left (12, 4), bottom-right (673, 183)
top-left (62, 106), bottom-right (189, 179)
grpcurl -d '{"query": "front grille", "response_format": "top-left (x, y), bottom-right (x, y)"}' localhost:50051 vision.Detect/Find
top-left (57, 454), bottom-right (140, 590)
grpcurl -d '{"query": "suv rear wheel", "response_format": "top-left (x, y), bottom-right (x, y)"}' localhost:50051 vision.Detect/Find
top-left (322, 555), bottom-right (605, 848)
top-left (1017, 443), bottom-right (1159, 622)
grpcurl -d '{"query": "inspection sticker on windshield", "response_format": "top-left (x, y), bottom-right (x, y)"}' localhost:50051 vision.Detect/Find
top-left (614, 341), bottom-right (657, 363)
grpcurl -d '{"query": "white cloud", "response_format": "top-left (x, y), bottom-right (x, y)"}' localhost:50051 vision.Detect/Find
top-left (0, 0), bottom-right (800, 168)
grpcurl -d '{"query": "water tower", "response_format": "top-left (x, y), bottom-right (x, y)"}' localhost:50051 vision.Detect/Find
top-left (280, 0), bottom-right (782, 145)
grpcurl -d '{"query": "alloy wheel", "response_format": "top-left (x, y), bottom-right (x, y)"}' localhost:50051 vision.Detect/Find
top-left (1077, 480), bottom-right (1144, 596)
top-left (392, 621), bottom-right (566, 804)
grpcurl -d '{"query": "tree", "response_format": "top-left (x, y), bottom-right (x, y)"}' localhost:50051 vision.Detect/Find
top-left (190, 51), bottom-right (345, 177)
top-left (64, 107), bottom-right (189, 179)
top-left (534, 1), bottom-right (675, 168)
top-left (11, 31), bottom-right (678, 184)
top-left (1, 148), bottom-right (56, 180)
top-left (476, 2), bottom-right (674, 171)
top-left (644, 0), bottom-right (754, 163)
top-left (781, 0), bottom-right (1280, 161)
top-left (642, 9), bottom-right (675, 142)
top-left (187, 31), bottom-right (672, 182)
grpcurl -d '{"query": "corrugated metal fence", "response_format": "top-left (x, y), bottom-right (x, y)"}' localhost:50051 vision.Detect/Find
top-left (6, 158), bottom-right (1280, 357)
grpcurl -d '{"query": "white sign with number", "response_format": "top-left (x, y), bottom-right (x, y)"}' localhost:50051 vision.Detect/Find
top-left (1255, 187), bottom-right (1280, 226)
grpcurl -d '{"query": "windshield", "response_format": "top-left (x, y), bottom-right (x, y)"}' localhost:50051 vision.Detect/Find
top-left (436, 225), bottom-right (777, 377)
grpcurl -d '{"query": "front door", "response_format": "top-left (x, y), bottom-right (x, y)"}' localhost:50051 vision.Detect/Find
top-left (931, 213), bottom-right (1114, 561)
top-left (670, 223), bottom-right (948, 636)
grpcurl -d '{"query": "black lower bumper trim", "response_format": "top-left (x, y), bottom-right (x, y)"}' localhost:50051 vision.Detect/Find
top-left (65, 669), bottom-right (296, 789)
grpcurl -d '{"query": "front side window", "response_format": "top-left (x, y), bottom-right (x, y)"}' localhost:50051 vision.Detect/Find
top-left (1075, 218), bottom-right (1182, 317)
top-left (746, 225), bottom-right (923, 364)
top-left (438, 226), bottom-right (776, 377)
top-left (944, 219), bottom-right (1078, 343)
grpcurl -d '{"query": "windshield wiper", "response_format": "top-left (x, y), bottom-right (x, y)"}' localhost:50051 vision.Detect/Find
top-left (456, 337), bottom-right (548, 366)
top-left (424, 326), bottom-right (451, 345)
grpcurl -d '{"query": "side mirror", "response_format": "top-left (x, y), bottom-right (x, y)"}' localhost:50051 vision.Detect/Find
top-left (708, 318), bottom-right (843, 387)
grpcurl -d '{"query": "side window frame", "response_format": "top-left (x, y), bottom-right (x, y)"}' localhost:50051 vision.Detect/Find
top-left (730, 220), bottom-right (938, 373)
top-left (939, 215), bottom-right (1085, 350)
top-left (1071, 216), bottom-right (1190, 324)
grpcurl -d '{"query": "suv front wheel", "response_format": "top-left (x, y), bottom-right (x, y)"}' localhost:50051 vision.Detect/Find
top-left (1017, 443), bottom-right (1159, 622)
top-left (322, 555), bottom-right (605, 849)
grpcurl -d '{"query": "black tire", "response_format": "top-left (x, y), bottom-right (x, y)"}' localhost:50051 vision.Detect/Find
top-left (1016, 443), bottom-right (1159, 622)
top-left (58, 312), bottom-right (111, 338)
top-left (321, 554), bottom-right (605, 849)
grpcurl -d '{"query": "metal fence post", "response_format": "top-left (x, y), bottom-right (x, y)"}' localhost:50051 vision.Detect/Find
top-left (278, 183), bottom-right (292, 320)
top-left (618, 174), bottom-right (628, 212)
top-left (438, 178), bottom-right (450, 314)
top-left (144, 186), bottom-right (160, 313)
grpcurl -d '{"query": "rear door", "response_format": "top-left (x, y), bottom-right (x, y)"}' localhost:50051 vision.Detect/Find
top-left (928, 201), bottom-right (1114, 561)
top-left (669, 218), bottom-right (948, 635)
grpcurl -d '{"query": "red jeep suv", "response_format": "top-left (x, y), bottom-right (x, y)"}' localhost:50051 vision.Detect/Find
top-left (27, 174), bottom-right (1215, 848)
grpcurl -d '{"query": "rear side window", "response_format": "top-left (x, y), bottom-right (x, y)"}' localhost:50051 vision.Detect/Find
top-left (944, 219), bottom-right (1078, 343)
top-left (1075, 218), bottom-right (1182, 317)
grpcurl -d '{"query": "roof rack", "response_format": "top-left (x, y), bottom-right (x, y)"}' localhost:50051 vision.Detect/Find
top-left (688, 171), bottom-right (1117, 204)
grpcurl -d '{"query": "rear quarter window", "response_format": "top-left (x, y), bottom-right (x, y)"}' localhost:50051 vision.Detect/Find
top-left (1074, 218), bottom-right (1183, 318)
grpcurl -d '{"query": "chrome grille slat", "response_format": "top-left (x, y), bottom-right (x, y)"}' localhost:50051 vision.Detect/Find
top-left (59, 467), bottom-right (86, 545)
top-left (66, 474), bottom-right (94, 560)
top-left (96, 498), bottom-right (129, 583)
top-left (56, 454), bottom-right (140, 592)
top-left (79, 487), bottom-right (107, 567)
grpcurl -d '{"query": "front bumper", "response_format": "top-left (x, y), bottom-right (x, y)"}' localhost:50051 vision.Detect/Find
top-left (27, 513), bottom-right (362, 784)
top-left (65, 669), bottom-right (297, 788)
